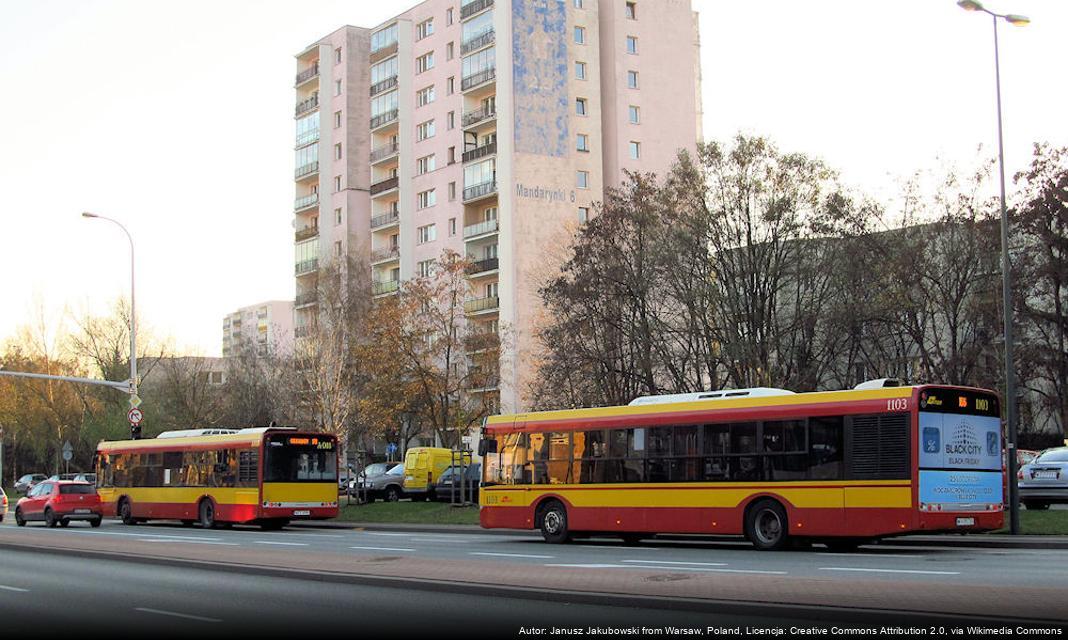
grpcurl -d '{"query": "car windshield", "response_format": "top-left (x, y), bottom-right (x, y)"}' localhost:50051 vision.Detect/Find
top-left (1036, 449), bottom-right (1068, 464)
top-left (387, 464), bottom-right (404, 475)
top-left (364, 463), bottom-right (389, 477)
top-left (59, 484), bottom-right (96, 495)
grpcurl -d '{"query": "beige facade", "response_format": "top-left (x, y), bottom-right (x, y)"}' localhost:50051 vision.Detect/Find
top-left (293, 0), bottom-right (701, 412)
top-left (222, 300), bottom-right (295, 358)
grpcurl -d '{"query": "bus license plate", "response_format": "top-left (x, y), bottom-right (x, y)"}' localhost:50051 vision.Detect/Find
top-left (75, 509), bottom-right (91, 514)
top-left (293, 510), bottom-right (310, 516)
top-left (956, 517), bottom-right (975, 527)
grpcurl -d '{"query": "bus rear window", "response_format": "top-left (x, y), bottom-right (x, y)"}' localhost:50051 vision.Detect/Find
top-left (265, 439), bottom-right (337, 483)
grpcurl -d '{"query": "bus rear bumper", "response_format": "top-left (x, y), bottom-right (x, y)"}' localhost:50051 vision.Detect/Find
top-left (916, 510), bottom-right (1003, 533)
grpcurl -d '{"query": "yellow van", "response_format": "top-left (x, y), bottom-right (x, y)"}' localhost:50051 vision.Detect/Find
top-left (402, 447), bottom-right (466, 501)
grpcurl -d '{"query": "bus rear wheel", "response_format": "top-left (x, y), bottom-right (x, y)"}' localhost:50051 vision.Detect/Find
top-left (745, 499), bottom-right (789, 551)
top-left (538, 500), bottom-right (571, 544)
top-left (199, 500), bottom-right (217, 529)
top-left (119, 499), bottom-right (137, 526)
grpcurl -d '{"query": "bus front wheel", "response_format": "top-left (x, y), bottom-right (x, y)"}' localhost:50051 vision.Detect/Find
top-left (745, 499), bottom-right (789, 551)
top-left (538, 500), bottom-right (571, 544)
top-left (199, 500), bottom-right (217, 529)
top-left (119, 499), bottom-right (137, 526)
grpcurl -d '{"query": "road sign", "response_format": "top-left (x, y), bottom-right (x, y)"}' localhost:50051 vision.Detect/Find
top-left (129, 394), bottom-right (142, 409)
top-left (62, 440), bottom-right (73, 462)
top-left (128, 408), bottom-right (143, 425)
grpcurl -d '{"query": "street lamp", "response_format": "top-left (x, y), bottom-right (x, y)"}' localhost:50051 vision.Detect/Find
top-left (82, 212), bottom-right (140, 439)
top-left (957, 0), bottom-right (1029, 535)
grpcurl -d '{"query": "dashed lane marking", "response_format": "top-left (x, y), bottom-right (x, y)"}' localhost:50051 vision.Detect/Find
top-left (134, 607), bottom-right (221, 623)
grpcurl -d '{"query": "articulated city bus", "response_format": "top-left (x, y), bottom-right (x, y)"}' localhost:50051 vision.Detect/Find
top-left (95, 427), bottom-right (339, 529)
top-left (478, 381), bottom-right (1004, 550)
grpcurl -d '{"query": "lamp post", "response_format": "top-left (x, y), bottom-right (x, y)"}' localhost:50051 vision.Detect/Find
top-left (957, 0), bottom-right (1029, 535)
top-left (82, 212), bottom-right (140, 439)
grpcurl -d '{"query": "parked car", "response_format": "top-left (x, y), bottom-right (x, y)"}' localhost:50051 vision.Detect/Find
top-left (47, 473), bottom-right (80, 482)
top-left (15, 481), bottom-right (103, 528)
top-left (73, 473), bottom-right (96, 485)
top-left (359, 463), bottom-right (407, 502)
top-left (402, 447), bottom-right (467, 501)
top-left (14, 473), bottom-right (47, 494)
top-left (1, 487), bottom-right (7, 522)
top-left (1018, 447), bottom-right (1068, 510)
top-left (434, 463), bottom-right (481, 503)
top-left (348, 462), bottom-right (401, 496)
top-left (1018, 449), bottom-right (1039, 466)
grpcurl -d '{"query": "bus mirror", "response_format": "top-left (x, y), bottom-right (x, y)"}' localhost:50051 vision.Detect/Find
top-left (478, 439), bottom-right (497, 456)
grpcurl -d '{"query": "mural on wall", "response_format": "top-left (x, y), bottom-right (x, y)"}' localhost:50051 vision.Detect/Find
top-left (512, 0), bottom-right (568, 157)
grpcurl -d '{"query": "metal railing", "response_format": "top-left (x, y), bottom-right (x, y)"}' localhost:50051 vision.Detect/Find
top-left (295, 94), bottom-right (319, 116)
top-left (370, 109), bottom-right (399, 129)
top-left (463, 180), bottom-right (497, 202)
top-left (295, 63), bottom-right (319, 86)
top-left (295, 258), bottom-right (319, 276)
top-left (463, 141), bottom-right (497, 164)
top-left (371, 246), bottom-right (400, 263)
top-left (461, 67), bottom-right (496, 92)
top-left (295, 130), bottom-right (320, 147)
top-left (295, 291), bottom-right (318, 307)
top-left (295, 161), bottom-right (319, 179)
top-left (294, 193), bottom-right (319, 211)
top-left (294, 226), bottom-right (319, 242)
top-left (370, 175), bottom-right (399, 195)
top-left (463, 219), bottom-right (499, 239)
top-left (370, 141), bottom-right (399, 163)
top-left (465, 257), bottom-right (499, 275)
top-left (461, 0), bottom-right (493, 20)
top-left (462, 105), bottom-right (497, 128)
top-left (370, 211), bottom-right (400, 229)
top-left (461, 29), bottom-right (495, 56)
top-left (373, 280), bottom-right (400, 296)
top-left (370, 76), bottom-right (398, 97)
top-left (464, 296), bottom-right (499, 314)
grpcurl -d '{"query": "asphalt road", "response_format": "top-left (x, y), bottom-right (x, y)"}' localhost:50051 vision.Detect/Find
top-left (1, 517), bottom-right (1066, 633)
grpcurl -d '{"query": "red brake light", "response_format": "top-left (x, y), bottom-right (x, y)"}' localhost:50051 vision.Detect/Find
top-left (1017, 470), bottom-right (1024, 480)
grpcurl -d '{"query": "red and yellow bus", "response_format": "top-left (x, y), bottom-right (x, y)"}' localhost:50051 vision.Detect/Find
top-left (95, 427), bottom-right (339, 529)
top-left (478, 383), bottom-right (1004, 550)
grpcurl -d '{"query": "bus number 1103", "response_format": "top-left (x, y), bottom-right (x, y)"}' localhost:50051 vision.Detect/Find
top-left (887, 398), bottom-right (908, 412)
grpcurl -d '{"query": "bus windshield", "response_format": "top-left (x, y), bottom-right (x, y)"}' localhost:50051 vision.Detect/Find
top-left (264, 436), bottom-right (338, 483)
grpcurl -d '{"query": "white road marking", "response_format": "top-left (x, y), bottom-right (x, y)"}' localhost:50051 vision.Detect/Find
top-left (819, 567), bottom-right (961, 575)
top-left (134, 607), bottom-right (221, 623)
top-left (258, 532), bottom-right (345, 539)
top-left (349, 546), bottom-right (415, 552)
top-left (545, 563), bottom-right (786, 575)
top-left (142, 539), bottom-right (240, 546)
top-left (360, 532), bottom-right (412, 537)
top-left (254, 541), bottom-right (309, 547)
top-left (579, 545), bottom-right (661, 551)
top-left (0, 585), bottom-right (29, 593)
top-left (545, 564), bottom-right (629, 569)
top-left (818, 553), bottom-right (923, 559)
top-left (469, 552), bottom-right (555, 559)
top-left (41, 529), bottom-right (222, 542)
top-left (621, 560), bottom-right (728, 567)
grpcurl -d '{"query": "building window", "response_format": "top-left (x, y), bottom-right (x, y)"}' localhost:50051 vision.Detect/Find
top-left (446, 42), bottom-right (454, 60)
top-left (334, 111), bottom-right (342, 128)
top-left (626, 2), bottom-right (637, 19)
top-left (335, 208), bottom-right (342, 225)
top-left (417, 52), bottom-right (434, 73)
top-left (447, 76), bottom-right (455, 95)
top-left (447, 7), bottom-right (454, 25)
top-left (576, 134), bottom-right (589, 152)
top-left (449, 217), bottom-right (457, 236)
top-left (448, 146), bottom-right (456, 164)
top-left (574, 26), bottom-right (585, 45)
top-left (334, 143), bottom-right (342, 160)
top-left (577, 170), bottom-right (589, 189)
top-left (417, 85), bottom-right (435, 107)
top-left (449, 182), bottom-right (457, 201)
top-left (418, 224), bottom-right (437, 244)
top-left (417, 189), bottom-right (437, 209)
top-left (629, 105), bottom-right (640, 124)
top-left (629, 141), bottom-right (641, 159)
top-left (578, 206), bottom-right (589, 223)
top-left (447, 111), bottom-right (455, 130)
top-left (416, 154), bottom-right (436, 175)
top-left (334, 240), bottom-right (342, 257)
top-left (573, 0), bottom-right (583, 7)
top-left (626, 36), bottom-right (638, 54)
top-left (417, 120), bottom-right (436, 141)
top-left (576, 98), bottom-right (588, 116)
top-left (334, 79), bottom-right (342, 96)
top-left (334, 47), bottom-right (342, 64)
top-left (627, 70), bottom-right (639, 89)
top-left (417, 18), bottom-right (434, 40)
top-left (334, 175), bottom-right (342, 192)
top-left (418, 259), bottom-right (435, 277)
top-left (575, 61), bottom-right (587, 80)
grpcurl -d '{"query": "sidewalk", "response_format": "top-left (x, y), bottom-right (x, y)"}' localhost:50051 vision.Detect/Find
top-left (292, 520), bottom-right (1068, 549)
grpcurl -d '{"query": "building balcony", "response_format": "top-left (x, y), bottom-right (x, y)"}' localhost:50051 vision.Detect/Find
top-left (295, 130), bottom-right (320, 148)
top-left (295, 291), bottom-right (318, 308)
top-left (295, 63), bottom-right (319, 87)
top-left (295, 258), bottom-right (319, 276)
top-left (294, 193), bottom-right (319, 212)
top-left (370, 75), bottom-right (398, 97)
top-left (464, 295), bottom-right (499, 315)
top-left (371, 109), bottom-right (399, 131)
top-left (295, 161), bottom-right (319, 180)
top-left (461, 0), bottom-right (493, 21)
top-left (370, 175), bottom-right (399, 196)
top-left (463, 219), bottom-right (499, 240)
top-left (371, 246), bottom-right (400, 264)
top-left (465, 331), bottom-right (500, 354)
top-left (373, 279), bottom-right (400, 296)
top-left (295, 94), bottom-right (319, 117)
top-left (465, 257), bottom-right (499, 277)
top-left (370, 141), bottom-right (399, 164)
top-left (370, 210), bottom-right (400, 229)
top-left (463, 141), bottom-right (497, 164)
top-left (463, 180), bottom-right (497, 203)
top-left (461, 67), bottom-right (496, 92)
top-left (461, 28), bottom-right (495, 56)
top-left (462, 105), bottom-right (497, 129)
top-left (294, 226), bottom-right (319, 242)
top-left (369, 41), bottom-right (398, 64)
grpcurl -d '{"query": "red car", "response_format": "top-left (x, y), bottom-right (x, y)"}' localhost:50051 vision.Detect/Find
top-left (15, 480), bottom-right (103, 528)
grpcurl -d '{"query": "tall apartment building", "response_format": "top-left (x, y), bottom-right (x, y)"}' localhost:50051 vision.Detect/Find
top-left (293, 0), bottom-right (701, 413)
top-left (222, 301), bottom-right (295, 358)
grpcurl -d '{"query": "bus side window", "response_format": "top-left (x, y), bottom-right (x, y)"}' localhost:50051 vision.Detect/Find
top-left (809, 416), bottom-right (844, 480)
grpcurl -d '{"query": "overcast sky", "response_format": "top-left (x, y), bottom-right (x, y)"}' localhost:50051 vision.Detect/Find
top-left (0, 0), bottom-right (1064, 357)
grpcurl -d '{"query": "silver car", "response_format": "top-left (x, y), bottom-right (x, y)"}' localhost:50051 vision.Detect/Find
top-left (353, 462), bottom-right (405, 502)
top-left (1018, 447), bottom-right (1068, 510)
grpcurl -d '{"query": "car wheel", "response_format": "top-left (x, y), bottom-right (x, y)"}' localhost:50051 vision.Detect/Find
top-left (745, 499), bottom-right (789, 551)
top-left (198, 500), bottom-right (216, 529)
top-left (538, 500), bottom-right (571, 544)
top-left (90, 518), bottom-right (102, 528)
top-left (119, 499), bottom-right (137, 526)
top-left (44, 509), bottom-right (58, 528)
top-left (385, 486), bottom-right (401, 502)
top-left (15, 508), bottom-right (26, 527)
top-left (1023, 501), bottom-right (1051, 511)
